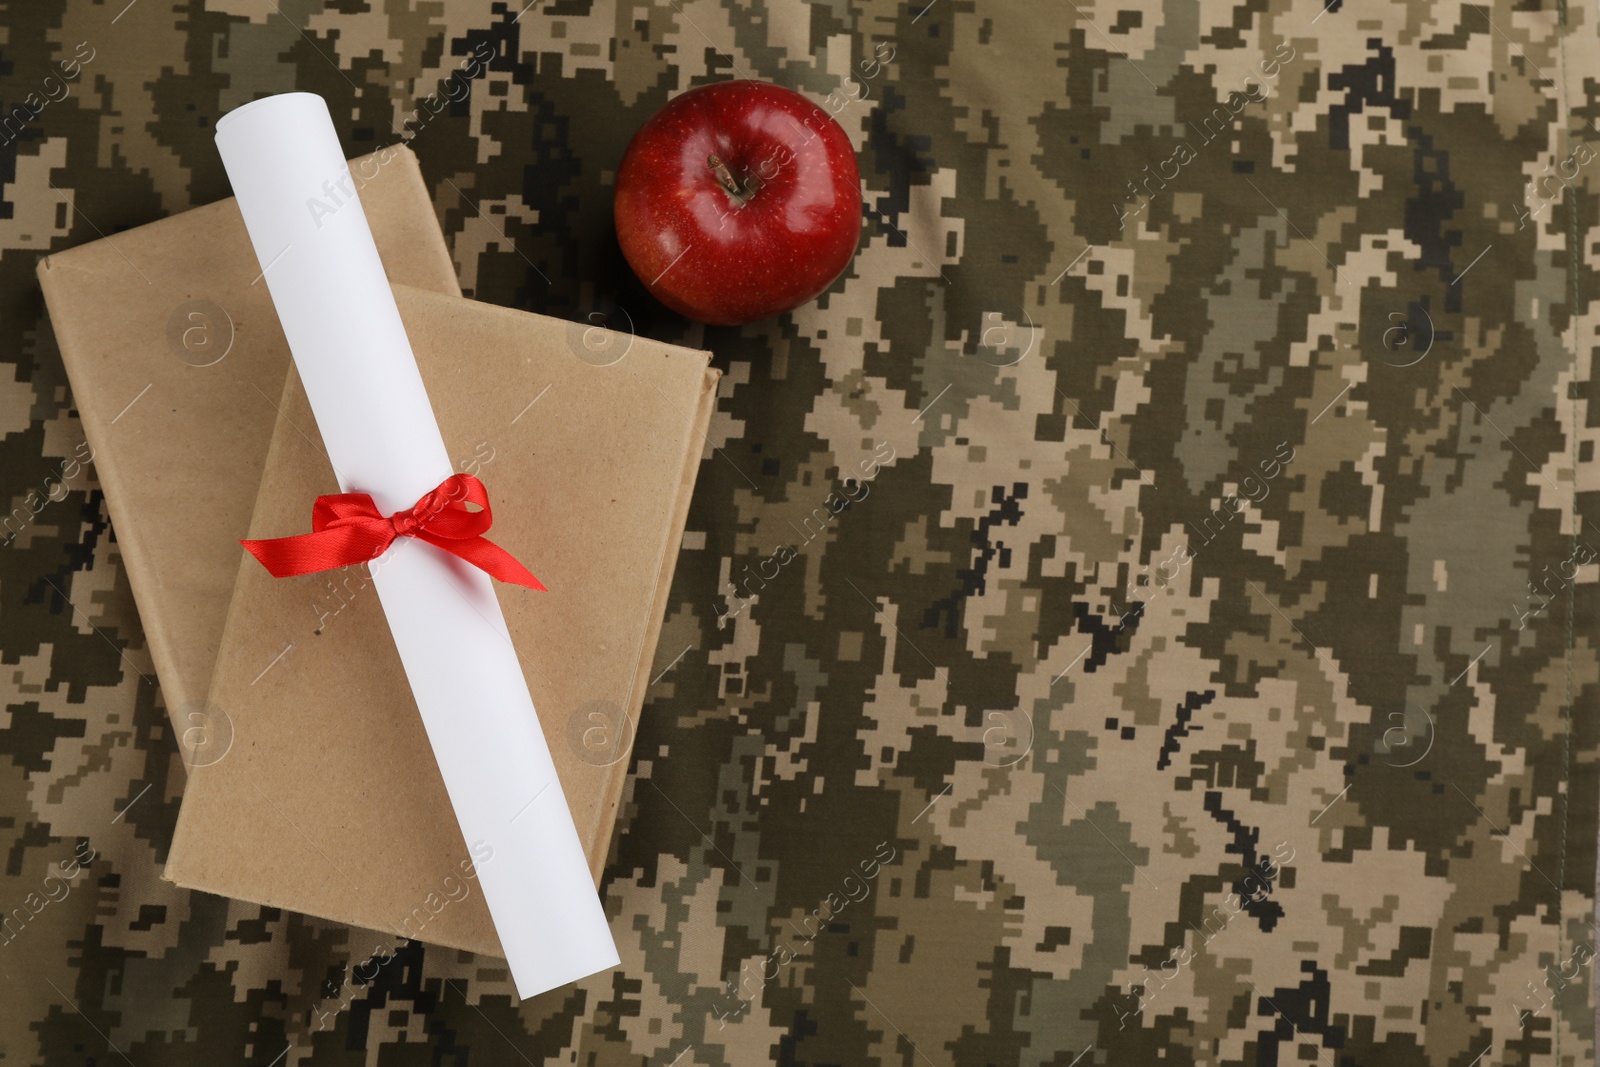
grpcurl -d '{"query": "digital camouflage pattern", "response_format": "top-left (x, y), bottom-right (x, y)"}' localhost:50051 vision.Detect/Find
top-left (1, 0), bottom-right (1598, 1063)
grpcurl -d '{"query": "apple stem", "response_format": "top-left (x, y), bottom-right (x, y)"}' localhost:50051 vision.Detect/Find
top-left (707, 155), bottom-right (752, 205)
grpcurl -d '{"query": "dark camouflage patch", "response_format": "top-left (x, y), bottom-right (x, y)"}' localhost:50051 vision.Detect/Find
top-left (2, 0), bottom-right (1598, 1064)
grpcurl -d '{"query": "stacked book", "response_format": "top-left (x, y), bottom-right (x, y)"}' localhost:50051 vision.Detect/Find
top-left (39, 140), bottom-right (715, 967)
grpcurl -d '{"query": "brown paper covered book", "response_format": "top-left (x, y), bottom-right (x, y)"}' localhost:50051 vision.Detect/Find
top-left (36, 146), bottom-right (460, 725)
top-left (164, 283), bottom-right (717, 957)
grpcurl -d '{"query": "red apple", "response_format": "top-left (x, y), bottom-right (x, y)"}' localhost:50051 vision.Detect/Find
top-left (613, 80), bottom-right (863, 326)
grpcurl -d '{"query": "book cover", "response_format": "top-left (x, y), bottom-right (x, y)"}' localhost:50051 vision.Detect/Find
top-left (165, 283), bottom-right (718, 955)
top-left (35, 146), bottom-right (459, 729)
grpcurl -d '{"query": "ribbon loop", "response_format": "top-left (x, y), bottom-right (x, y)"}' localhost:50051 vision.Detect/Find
top-left (241, 473), bottom-right (544, 590)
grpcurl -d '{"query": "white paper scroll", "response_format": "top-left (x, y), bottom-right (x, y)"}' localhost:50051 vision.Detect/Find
top-left (215, 92), bottom-right (618, 998)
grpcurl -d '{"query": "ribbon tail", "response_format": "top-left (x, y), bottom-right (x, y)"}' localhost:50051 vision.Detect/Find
top-left (241, 524), bottom-right (396, 578)
top-left (420, 533), bottom-right (546, 590)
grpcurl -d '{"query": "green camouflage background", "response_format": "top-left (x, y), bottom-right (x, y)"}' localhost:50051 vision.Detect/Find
top-left (2, 0), bottom-right (1598, 1063)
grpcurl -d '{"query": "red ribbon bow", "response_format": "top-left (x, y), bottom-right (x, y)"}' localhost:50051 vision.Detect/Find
top-left (240, 473), bottom-right (544, 590)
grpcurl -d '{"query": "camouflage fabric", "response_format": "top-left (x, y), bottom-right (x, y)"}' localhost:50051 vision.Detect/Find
top-left (2, 0), bottom-right (1598, 1063)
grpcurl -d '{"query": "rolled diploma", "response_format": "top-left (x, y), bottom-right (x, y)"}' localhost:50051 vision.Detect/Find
top-left (215, 92), bottom-right (619, 998)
